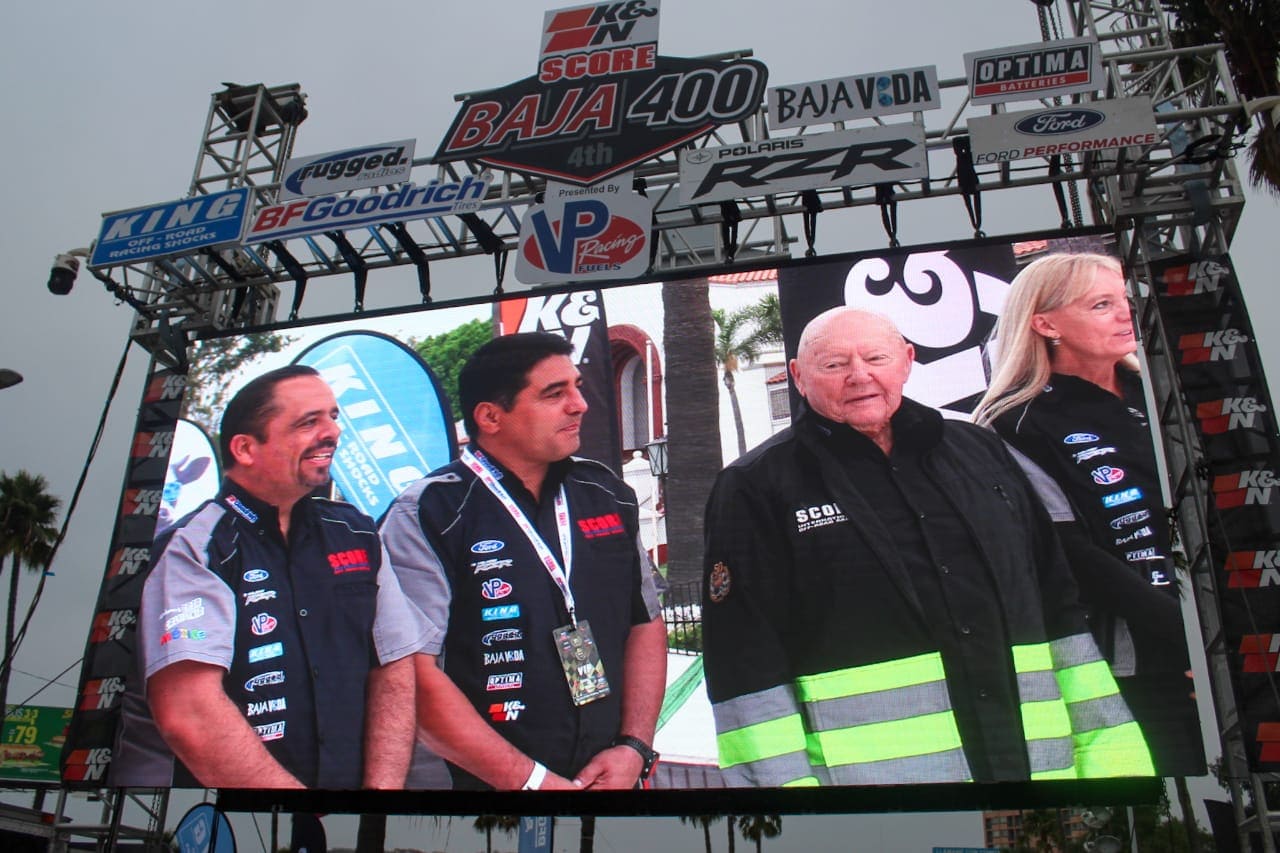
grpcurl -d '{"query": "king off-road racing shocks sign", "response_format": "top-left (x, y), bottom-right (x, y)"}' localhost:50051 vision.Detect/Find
top-left (434, 0), bottom-right (767, 185)
top-left (89, 188), bottom-right (250, 268)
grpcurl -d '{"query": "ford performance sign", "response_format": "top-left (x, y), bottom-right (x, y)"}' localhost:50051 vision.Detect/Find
top-left (279, 139), bottom-right (415, 201)
top-left (967, 96), bottom-right (1158, 164)
top-left (89, 188), bottom-right (249, 268)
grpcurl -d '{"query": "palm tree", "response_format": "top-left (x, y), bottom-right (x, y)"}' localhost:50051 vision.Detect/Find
top-left (473, 815), bottom-right (519, 853)
top-left (713, 294), bottom-right (784, 459)
top-left (0, 470), bottom-right (60, 714)
top-left (1167, 0), bottom-right (1280, 194)
top-left (736, 815), bottom-right (782, 853)
top-left (1019, 808), bottom-right (1065, 852)
top-left (660, 278), bottom-right (723, 588)
top-left (679, 815), bottom-right (722, 853)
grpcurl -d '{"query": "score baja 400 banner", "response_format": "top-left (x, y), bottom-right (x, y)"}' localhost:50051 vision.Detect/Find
top-left (436, 54), bottom-right (767, 185)
top-left (516, 175), bottom-right (654, 284)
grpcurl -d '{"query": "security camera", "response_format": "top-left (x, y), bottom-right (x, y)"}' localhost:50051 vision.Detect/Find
top-left (48, 253), bottom-right (81, 295)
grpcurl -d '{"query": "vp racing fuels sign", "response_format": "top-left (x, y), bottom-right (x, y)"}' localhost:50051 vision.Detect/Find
top-left (679, 124), bottom-right (928, 205)
top-left (435, 53), bottom-right (767, 185)
top-left (964, 36), bottom-right (1103, 105)
top-left (516, 175), bottom-right (653, 283)
top-left (967, 96), bottom-right (1157, 164)
top-left (768, 65), bottom-right (940, 129)
top-left (90, 188), bottom-right (249, 268)
top-left (242, 174), bottom-right (490, 244)
top-left (279, 139), bottom-right (415, 201)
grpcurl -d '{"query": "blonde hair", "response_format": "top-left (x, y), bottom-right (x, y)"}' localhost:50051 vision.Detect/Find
top-left (973, 252), bottom-right (1131, 427)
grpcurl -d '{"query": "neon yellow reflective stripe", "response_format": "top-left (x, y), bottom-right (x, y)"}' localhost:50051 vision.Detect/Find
top-left (782, 777), bottom-right (821, 787)
top-left (1012, 641), bottom-right (1053, 674)
top-left (795, 651), bottom-right (946, 701)
top-left (814, 710), bottom-right (963, 765)
top-left (1021, 699), bottom-right (1073, 741)
top-left (1058, 659), bottom-right (1123, 703)
top-left (1032, 766), bottom-right (1077, 780)
top-left (1073, 721), bottom-right (1155, 777)
top-left (716, 714), bottom-right (808, 767)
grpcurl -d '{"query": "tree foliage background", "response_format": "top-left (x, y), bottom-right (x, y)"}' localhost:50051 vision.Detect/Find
top-left (1167, 0), bottom-right (1280, 195)
top-left (412, 317), bottom-right (494, 425)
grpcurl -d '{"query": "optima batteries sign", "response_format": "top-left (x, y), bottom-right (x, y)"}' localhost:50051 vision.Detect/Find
top-left (965, 36), bottom-right (1103, 105)
top-left (967, 96), bottom-right (1158, 164)
top-left (279, 139), bottom-right (415, 201)
top-left (243, 174), bottom-right (490, 244)
top-left (89, 188), bottom-right (249, 268)
top-left (768, 66), bottom-right (940, 129)
top-left (679, 124), bottom-right (928, 205)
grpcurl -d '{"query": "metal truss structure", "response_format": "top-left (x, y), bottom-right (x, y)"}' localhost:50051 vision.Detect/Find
top-left (66, 0), bottom-right (1270, 848)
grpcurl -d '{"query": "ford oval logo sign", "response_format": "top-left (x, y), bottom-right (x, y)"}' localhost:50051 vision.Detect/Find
top-left (1015, 109), bottom-right (1105, 136)
top-left (471, 539), bottom-right (505, 554)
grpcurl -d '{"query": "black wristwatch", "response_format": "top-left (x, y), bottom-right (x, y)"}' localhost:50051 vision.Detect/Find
top-left (611, 734), bottom-right (659, 780)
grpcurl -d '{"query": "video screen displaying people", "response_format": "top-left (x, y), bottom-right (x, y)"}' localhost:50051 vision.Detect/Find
top-left (87, 232), bottom-right (1206, 796)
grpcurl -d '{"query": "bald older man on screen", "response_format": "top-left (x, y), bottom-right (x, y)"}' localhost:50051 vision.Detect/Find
top-left (701, 307), bottom-right (1153, 787)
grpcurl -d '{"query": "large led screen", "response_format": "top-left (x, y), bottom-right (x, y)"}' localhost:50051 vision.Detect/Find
top-left (70, 230), bottom-right (1200, 811)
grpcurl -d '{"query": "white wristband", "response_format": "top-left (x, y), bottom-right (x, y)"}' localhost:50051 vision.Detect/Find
top-left (522, 761), bottom-right (548, 791)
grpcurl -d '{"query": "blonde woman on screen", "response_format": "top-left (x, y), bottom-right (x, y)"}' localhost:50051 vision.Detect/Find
top-left (975, 252), bottom-right (1203, 777)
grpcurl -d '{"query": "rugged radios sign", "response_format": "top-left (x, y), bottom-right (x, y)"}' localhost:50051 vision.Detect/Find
top-left (279, 140), bottom-right (415, 201)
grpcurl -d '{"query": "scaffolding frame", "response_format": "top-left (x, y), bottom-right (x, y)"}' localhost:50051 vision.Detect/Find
top-left (51, 0), bottom-right (1273, 848)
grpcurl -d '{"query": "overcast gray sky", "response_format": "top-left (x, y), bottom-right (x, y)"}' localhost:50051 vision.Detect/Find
top-left (2, 1), bottom-right (1276, 849)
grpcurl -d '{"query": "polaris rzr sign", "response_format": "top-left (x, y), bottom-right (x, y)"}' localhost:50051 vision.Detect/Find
top-left (679, 124), bottom-right (928, 204)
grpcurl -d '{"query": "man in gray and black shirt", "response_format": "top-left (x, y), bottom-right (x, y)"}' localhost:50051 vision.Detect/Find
top-left (112, 365), bottom-right (429, 789)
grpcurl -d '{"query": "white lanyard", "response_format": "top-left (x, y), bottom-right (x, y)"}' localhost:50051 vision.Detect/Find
top-left (461, 448), bottom-right (577, 626)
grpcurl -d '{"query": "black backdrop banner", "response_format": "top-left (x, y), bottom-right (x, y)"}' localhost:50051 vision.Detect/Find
top-left (1151, 253), bottom-right (1280, 771)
